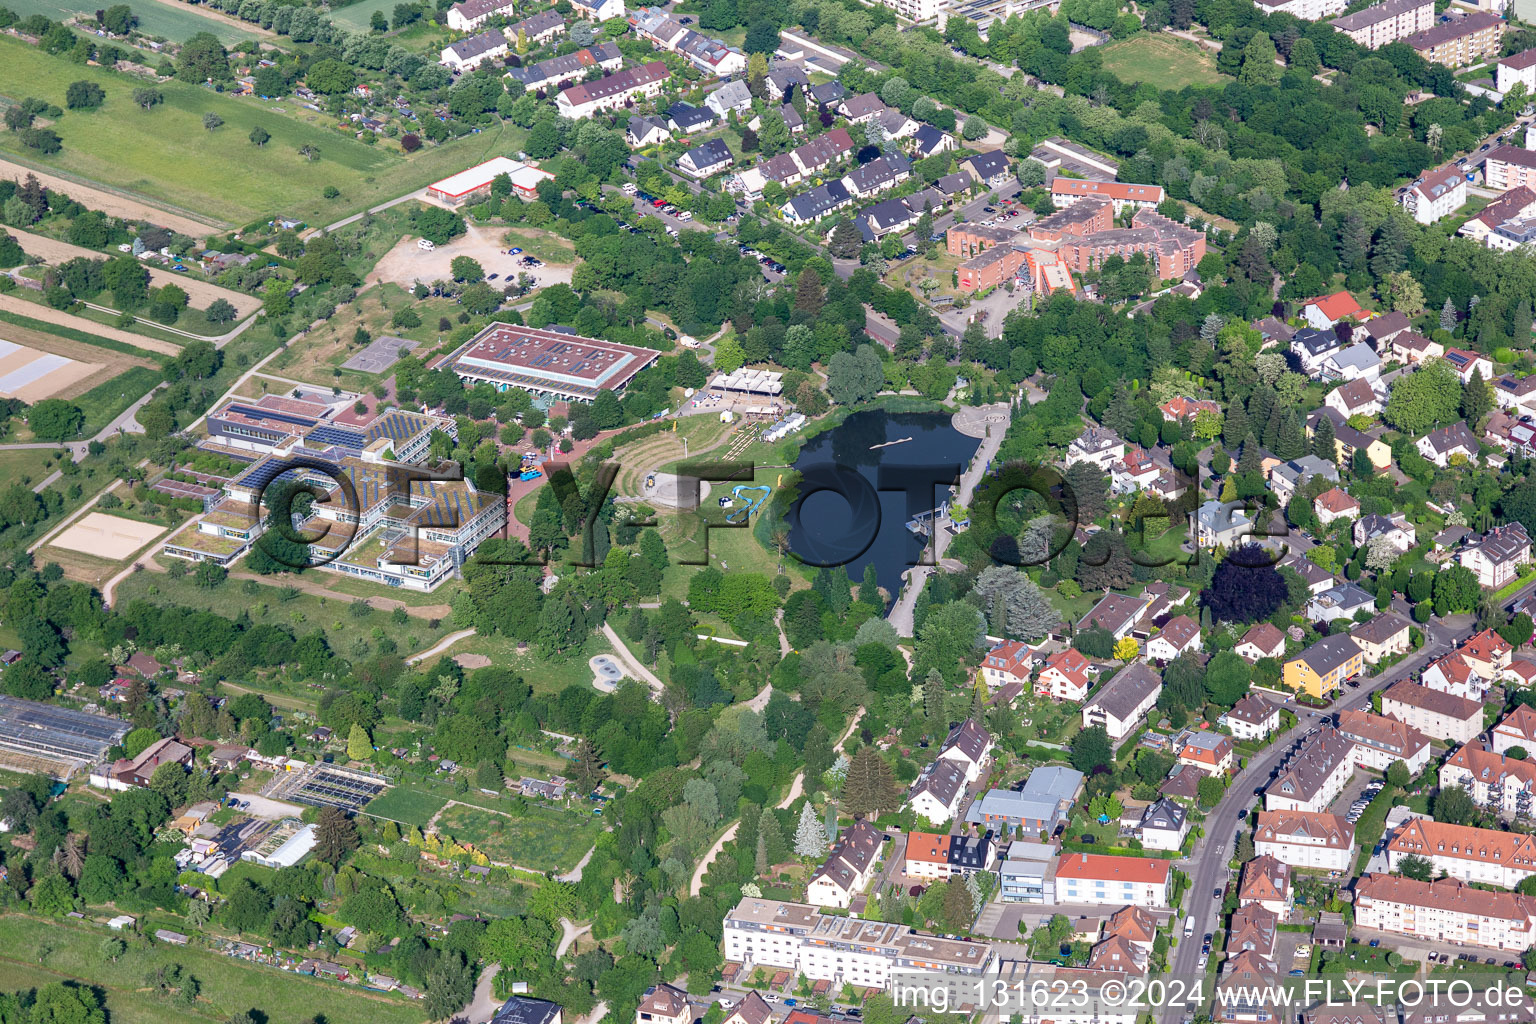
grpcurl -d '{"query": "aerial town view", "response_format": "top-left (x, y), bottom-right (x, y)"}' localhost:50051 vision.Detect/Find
top-left (14, 0), bottom-right (1536, 1020)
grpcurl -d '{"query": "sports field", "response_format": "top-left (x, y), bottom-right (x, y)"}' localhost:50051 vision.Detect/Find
top-left (0, 38), bottom-right (523, 225)
top-left (2, 0), bottom-right (261, 43)
top-left (50, 511), bottom-right (165, 558)
top-left (1100, 33), bottom-right (1226, 90)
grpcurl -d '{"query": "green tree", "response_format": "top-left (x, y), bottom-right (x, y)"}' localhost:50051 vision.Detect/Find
top-left (1070, 726), bottom-right (1112, 775)
top-left (1239, 32), bottom-right (1281, 86)
top-left (65, 81), bottom-right (105, 109)
top-left (1433, 785), bottom-right (1473, 825)
top-left (346, 723), bottom-right (372, 761)
top-left (249, 125), bottom-right (270, 147)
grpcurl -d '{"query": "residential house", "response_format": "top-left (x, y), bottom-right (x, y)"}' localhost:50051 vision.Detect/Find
top-left (1269, 455), bottom-right (1340, 505)
top-left (765, 66), bottom-right (810, 102)
top-left (1147, 615), bottom-right (1202, 662)
top-left (906, 758), bottom-right (969, 823)
top-left (1054, 853), bottom-right (1171, 907)
top-left (936, 718), bottom-right (993, 782)
top-left (960, 150), bottom-right (1012, 188)
top-left (874, 107), bottom-right (918, 141)
top-left (836, 93), bottom-right (885, 123)
top-left (1347, 613), bottom-right (1412, 665)
top-left (1353, 874), bottom-right (1536, 952)
top-left (1291, 327), bottom-right (1345, 377)
top-left (440, 30), bottom-right (509, 72)
top-left (1459, 522), bottom-right (1531, 587)
top-left (1440, 742), bottom-right (1536, 818)
top-left (556, 61), bottom-right (671, 119)
top-left (1401, 164), bottom-right (1468, 224)
top-left (1461, 628), bottom-right (1515, 679)
top-left (1238, 855), bottom-right (1292, 918)
top-left (1493, 704), bottom-right (1536, 754)
top-left (1037, 647), bottom-right (1093, 702)
top-left (1313, 487), bottom-right (1361, 525)
top-left (946, 833), bottom-right (995, 878)
top-left (637, 986), bottom-right (692, 1024)
top-left (903, 831), bottom-right (954, 879)
top-left (1303, 581), bottom-right (1376, 624)
top-left (1177, 731), bottom-right (1234, 776)
top-left (626, 115), bottom-right (669, 147)
top-left (1254, 811), bottom-right (1354, 871)
top-left (980, 640), bottom-right (1035, 691)
top-left (1353, 511), bottom-right (1416, 554)
top-left (721, 993), bottom-right (774, 1024)
top-left (494, 997), bottom-right (564, 1024)
top-left (1081, 662), bottom-right (1162, 741)
top-left (666, 102), bottom-right (716, 134)
top-left (1444, 348), bottom-right (1496, 384)
top-left (1221, 693), bottom-right (1281, 741)
top-left (1306, 409), bottom-right (1394, 470)
top-left (1494, 374), bottom-right (1536, 416)
top-left (505, 41), bottom-right (623, 89)
top-left (1086, 933), bottom-right (1148, 975)
top-left (1265, 727), bottom-right (1355, 812)
top-left (446, 0), bottom-right (516, 32)
top-left (1388, 687), bottom-right (1492, 752)
top-left (1420, 652), bottom-right (1489, 701)
top-left (1160, 396), bottom-right (1222, 423)
top-left (1363, 310), bottom-right (1412, 348)
top-left (1078, 592), bottom-right (1154, 642)
top-left (805, 821), bottom-right (884, 909)
top-left (1136, 797), bottom-right (1189, 851)
top-left (782, 182), bottom-right (853, 227)
top-left (1386, 818), bottom-right (1536, 890)
top-left (1318, 342), bottom-right (1382, 383)
top-left (508, 9), bottom-right (565, 43)
top-left (909, 124), bottom-right (956, 159)
top-left (1337, 709), bottom-right (1431, 774)
top-left (705, 79), bottom-right (752, 117)
top-left (1066, 426), bottom-right (1126, 470)
top-left (1499, 47), bottom-right (1536, 93)
top-left (1460, 185), bottom-right (1536, 245)
top-left (1323, 379), bottom-right (1383, 419)
top-left (1192, 500), bottom-right (1253, 550)
top-left (964, 765), bottom-right (1083, 836)
top-left (1227, 904), bottom-right (1278, 958)
top-left (1234, 623), bottom-right (1287, 664)
top-left (1300, 291), bottom-right (1367, 330)
top-left (90, 737), bottom-right (193, 791)
top-left (569, 0), bottom-right (625, 19)
top-left (1391, 331), bottom-right (1444, 364)
top-left (840, 152), bottom-right (912, 199)
top-left (1105, 905), bottom-right (1159, 953)
top-left (1049, 178), bottom-right (1166, 214)
top-left (678, 138), bottom-right (733, 178)
top-left (1283, 636), bottom-right (1364, 699)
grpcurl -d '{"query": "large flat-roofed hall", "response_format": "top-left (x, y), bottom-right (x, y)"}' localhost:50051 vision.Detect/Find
top-left (449, 324), bottom-right (661, 403)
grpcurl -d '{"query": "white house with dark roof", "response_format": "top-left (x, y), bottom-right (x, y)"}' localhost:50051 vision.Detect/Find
top-left (1192, 500), bottom-right (1253, 549)
top-left (1459, 522), bottom-right (1531, 587)
top-left (626, 115), bottom-right (669, 147)
top-left (447, 0), bottom-right (516, 32)
top-left (960, 150), bottom-right (1012, 188)
top-left (1078, 592), bottom-right (1154, 641)
top-left (678, 138), bottom-right (734, 178)
top-left (1269, 455), bottom-right (1340, 506)
top-left (906, 758), bottom-right (969, 823)
top-left (1221, 693), bottom-right (1280, 741)
top-left (441, 29), bottom-right (509, 71)
top-left (705, 79), bottom-right (752, 117)
top-left (1147, 614), bottom-right (1202, 662)
top-left (1418, 421), bottom-right (1481, 467)
top-left (1401, 164), bottom-right (1468, 224)
top-left (1304, 581), bottom-right (1375, 624)
top-left (937, 718), bottom-right (993, 782)
top-left (1291, 327), bottom-right (1344, 376)
top-left (1324, 378), bottom-right (1383, 419)
top-left (1066, 427), bottom-right (1126, 470)
top-left (1136, 797), bottom-right (1188, 851)
top-left (1353, 511), bottom-right (1415, 554)
top-left (805, 821), bottom-right (884, 909)
top-left (1234, 624), bottom-right (1287, 664)
top-left (1081, 662), bottom-right (1162, 741)
top-left (1318, 342), bottom-right (1382, 383)
top-left (1492, 704), bottom-right (1536, 754)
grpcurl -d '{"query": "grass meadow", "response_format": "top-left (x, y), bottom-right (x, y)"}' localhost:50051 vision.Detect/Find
top-left (0, 39), bottom-right (526, 225)
top-left (1099, 33), bottom-right (1226, 90)
top-left (3, 0), bottom-right (261, 42)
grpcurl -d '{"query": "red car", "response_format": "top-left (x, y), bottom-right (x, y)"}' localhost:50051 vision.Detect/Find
top-left (652, 198), bottom-right (667, 207)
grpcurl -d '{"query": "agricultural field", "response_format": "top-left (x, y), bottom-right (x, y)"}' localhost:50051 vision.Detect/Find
top-left (0, 915), bottom-right (425, 1024)
top-left (433, 800), bottom-right (602, 873)
top-left (0, 310), bottom-right (161, 405)
top-left (362, 781), bottom-right (449, 826)
top-left (1, 0), bottom-right (262, 43)
top-left (0, 39), bottom-right (524, 225)
top-left (1099, 33), bottom-right (1226, 89)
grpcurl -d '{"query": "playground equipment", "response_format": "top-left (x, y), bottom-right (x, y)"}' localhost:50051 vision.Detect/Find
top-left (520, 468), bottom-right (543, 482)
top-left (722, 484), bottom-right (770, 524)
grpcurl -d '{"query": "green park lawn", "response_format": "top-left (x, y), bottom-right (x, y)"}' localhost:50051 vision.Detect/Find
top-left (0, 914), bottom-right (424, 1024)
top-left (0, 38), bottom-right (524, 225)
top-left (1099, 34), bottom-right (1227, 90)
top-left (3, 0), bottom-right (261, 43)
top-left (434, 800), bottom-right (602, 873)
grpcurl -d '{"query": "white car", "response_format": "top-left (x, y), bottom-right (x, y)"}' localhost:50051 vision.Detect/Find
top-left (1198, 954), bottom-right (1209, 970)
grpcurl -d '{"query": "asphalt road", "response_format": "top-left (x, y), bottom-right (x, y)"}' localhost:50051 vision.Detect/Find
top-left (1160, 605), bottom-right (1489, 1020)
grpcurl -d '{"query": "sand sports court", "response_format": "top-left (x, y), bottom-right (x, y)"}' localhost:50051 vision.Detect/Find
top-left (50, 512), bottom-right (166, 560)
top-left (0, 338), bottom-right (101, 402)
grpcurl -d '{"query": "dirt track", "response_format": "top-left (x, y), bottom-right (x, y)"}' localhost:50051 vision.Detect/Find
top-left (0, 158), bottom-right (224, 236)
top-left (0, 294), bottom-right (182, 356)
top-left (11, 228), bottom-right (262, 317)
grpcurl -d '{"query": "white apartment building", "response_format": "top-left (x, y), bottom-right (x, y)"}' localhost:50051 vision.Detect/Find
top-left (1254, 0), bottom-right (1346, 19)
top-left (1386, 818), bottom-right (1536, 890)
top-left (722, 898), bottom-right (993, 989)
top-left (1330, 0), bottom-right (1433, 48)
top-left (1081, 663), bottom-right (1162, 742)
top-left (1353, 874), bottom-right (1536, 952)
top-left (1253, 811), bottom-right (1354, 872)
top-left (1264, 727), bottom-right (1355, 814)
top-left (1054, 853), bottom-right (1171, 908)
top-left (1335, 709), bottom-right (1431, 775)
top-left (1380, 680), bottom-right (1483, 745)
top-left (1401, 165), bottom-right (1467, 225)
top-left (1497, 48), bottom-right (1536, 93)
top-left (1493, 704), bottom-right (1536, 755)
top-left (1441, 743), bottom-right (1536, 819)
top-left (870, 0), bottom-right (940, 20)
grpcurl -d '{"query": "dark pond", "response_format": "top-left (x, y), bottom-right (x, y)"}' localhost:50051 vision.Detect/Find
top-left (786, 408), bottom-right (980, 600)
